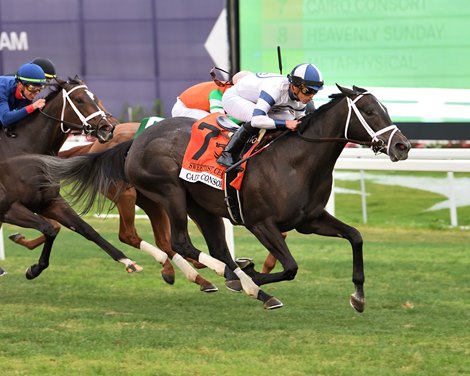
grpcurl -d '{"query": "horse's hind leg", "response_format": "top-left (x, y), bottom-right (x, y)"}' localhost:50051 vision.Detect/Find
top-left (106, 185), bottom-right (176, 284)
top-left (8, 218), bottom-right (61, 250)
top-left (137, 193), bottom-right (217, 292)
top-left (3, 203), bottom-right (58, 279)
top-left (40, 197), bottom-right (143, 273)
top-left (187, 201), bottom-right (283, 309)
top-left (297, 210), bottom-right (365, 313)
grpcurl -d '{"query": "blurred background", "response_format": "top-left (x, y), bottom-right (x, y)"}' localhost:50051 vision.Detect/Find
top-left (1, 0), bottom-right (469, 141)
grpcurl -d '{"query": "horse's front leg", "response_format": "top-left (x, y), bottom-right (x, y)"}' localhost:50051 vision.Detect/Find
top-left (246, 223), bottom-right (299, 286)
top-left (41, 198), bottom-right (143, 273)
top-left (25, 234), bottom-right (55, 279)
top-left (3, 203), bottom-right (59, 279)
top-left (297, 209), bottom-right (365, 313)
top-left (8, 217), bottom-right (61, 250)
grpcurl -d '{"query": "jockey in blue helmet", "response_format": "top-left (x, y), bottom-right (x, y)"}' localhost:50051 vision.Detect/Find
top-left (0, 62), bottom-right (47, 137)
top-left (287, 63), bottom-right (324, 93)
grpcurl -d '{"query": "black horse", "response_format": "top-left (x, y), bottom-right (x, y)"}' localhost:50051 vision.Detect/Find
top-left (0, 77), bottom-right (142, 279)
top-left (38, 85), bottom-right (411, 311)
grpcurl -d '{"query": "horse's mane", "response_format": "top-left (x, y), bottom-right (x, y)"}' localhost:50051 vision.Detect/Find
top-left (35, 76), bottom-right (84, 101)
top-left (298, 85), bottom-right (367, 131)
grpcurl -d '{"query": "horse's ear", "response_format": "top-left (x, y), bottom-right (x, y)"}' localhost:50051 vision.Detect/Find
top-left (352, 85), bottom-right (367, 93)
top-left (54, 77), bottom-right (66, 87)
top-left (335, 83), bottom-right (355, 96)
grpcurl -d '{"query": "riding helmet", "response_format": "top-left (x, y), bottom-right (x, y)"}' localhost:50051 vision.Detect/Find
top-left (288, 63), bottom-right (324, 91)
top-left (15, 63), bottom-right (47, 85)
top-left (31, 57), bottom-right (57, 80)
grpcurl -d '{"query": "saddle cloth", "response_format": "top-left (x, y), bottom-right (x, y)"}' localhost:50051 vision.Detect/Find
top-left (179, 113), bottom-right (254, 191)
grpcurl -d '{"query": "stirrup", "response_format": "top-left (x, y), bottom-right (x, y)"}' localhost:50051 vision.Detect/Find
top-left (216, 116), bottom-right (240, 132)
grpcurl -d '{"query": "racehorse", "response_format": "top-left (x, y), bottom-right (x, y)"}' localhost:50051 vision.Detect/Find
top-left (35, 85), bottom-right (411, 311)
top-left (0, 77), bottom-right (145, 279)
top-left (12, 123), bottom-right (277, 274)
top-left (8, 122), bottom-right (217, 292)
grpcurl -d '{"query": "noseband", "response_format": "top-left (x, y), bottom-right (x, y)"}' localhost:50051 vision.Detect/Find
top-left (39, 84), bottom-right (110, 136)
top-left (344, 93), bottom-right (400, 154)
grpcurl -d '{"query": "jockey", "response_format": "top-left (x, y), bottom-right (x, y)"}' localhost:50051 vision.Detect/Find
top-left (171, 70), bottom-right (252, 120)
top-left (217, 63), bottom-right (324, 168)
top-left (0, 63), bottom-right (47, 138)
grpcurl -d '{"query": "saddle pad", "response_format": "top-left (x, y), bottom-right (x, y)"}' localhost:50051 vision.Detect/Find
top-left (133, 116), bottom-right (165, 139)
top-left (179, 113), bottom-right (229, 190)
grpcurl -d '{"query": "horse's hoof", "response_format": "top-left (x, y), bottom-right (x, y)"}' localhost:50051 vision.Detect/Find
top-left (161, 272), bottom-right (175, 285)
top-left (9, 233), bottom-right (24, 243)
top-left (126, 263), bottom-right (143, 273)
top-left (200, 282), bottom-right (218, 293)
top-left (264, 296), bottom-right (284, 310)
top-left (350, 293), bottom-right (365, 313)
top-left (25, 266), bottom-right (38, 280)
top-left (225, 279), bottom-right (242, 292)
top-left (235, 257), bottom-right (254, 269)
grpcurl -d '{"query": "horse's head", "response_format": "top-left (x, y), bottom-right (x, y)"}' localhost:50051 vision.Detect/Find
top-left (45, 76), bottom-right (116, 143)
top-left (335, 84), bottom-right (411, 162)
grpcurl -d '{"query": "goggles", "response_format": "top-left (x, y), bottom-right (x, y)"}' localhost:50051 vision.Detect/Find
top-left (23, 83), bottom-right (45, 93)
top-left (210, 66), bottom-right (232, 87)
top-left (300, 85), bottom-right (317, 96)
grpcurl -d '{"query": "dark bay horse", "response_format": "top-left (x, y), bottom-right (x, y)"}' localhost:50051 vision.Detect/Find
top-left (8, 122), bottom-right (217, 292)
top-left (37, 85), bottom-right (411, 311)
top-left (0, 77), bottom-right (144, 278)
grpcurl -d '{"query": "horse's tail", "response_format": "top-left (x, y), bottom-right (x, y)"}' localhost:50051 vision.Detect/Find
top-left (41, 139), bottom-right (134, 214)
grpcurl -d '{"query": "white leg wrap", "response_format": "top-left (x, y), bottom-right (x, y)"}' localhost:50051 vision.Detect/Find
top-left (198, 252), bottom-right (226, 276)
top-left (118, 258), bottom-right (134, 268)
top-left (234, 267), bottom-right (260, 298)
top-left (171, 253), bottom-right (199, 282)
top-left (140, 240), bottom-right (168, 264)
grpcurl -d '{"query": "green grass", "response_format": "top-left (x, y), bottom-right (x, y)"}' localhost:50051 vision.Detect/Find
top-left (0, 175), bottom-right (469, 375)
top-left (1, 220), bottom-right (469, 375)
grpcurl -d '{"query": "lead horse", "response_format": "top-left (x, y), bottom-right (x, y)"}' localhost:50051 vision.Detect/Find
top-left (39, 85), bottom-right (411, 310)
top-left (0, 77), bottom-right (145, 278)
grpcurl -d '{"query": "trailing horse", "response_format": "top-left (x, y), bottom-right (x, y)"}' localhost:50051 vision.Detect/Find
top-left (9, 121), bottom-right (217, 292)
top-left (0, 77), bottom-right (144, 278)
top-left (38, 85), bottom-right (411, 311)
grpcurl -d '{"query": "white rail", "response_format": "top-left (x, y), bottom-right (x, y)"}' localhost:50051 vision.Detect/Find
top-left (331, 148), bottom-right (470, 226)
top-left (2, 147), bottom-right (468, 261)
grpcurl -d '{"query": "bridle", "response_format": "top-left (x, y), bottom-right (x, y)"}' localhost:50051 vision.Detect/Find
top-left (39, 84), bottom-right (111, 137)
top-left (344, 93), bottom-right (400, 154)
top-left (296, 92), bottom-right (400, 154)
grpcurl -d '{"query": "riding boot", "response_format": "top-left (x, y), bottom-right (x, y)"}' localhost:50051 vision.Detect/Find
top-left (4, 127), bottom-right (17, 138)
top-left (217, 125), bottom-right (252, 169)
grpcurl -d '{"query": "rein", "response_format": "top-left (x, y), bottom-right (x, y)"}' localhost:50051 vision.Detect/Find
top-left (227, 91), bottom-right (398, 171)
top-left (38, 84), bottom-right (107, 136)
top-left (297, 92), bottom-right (399, 152)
